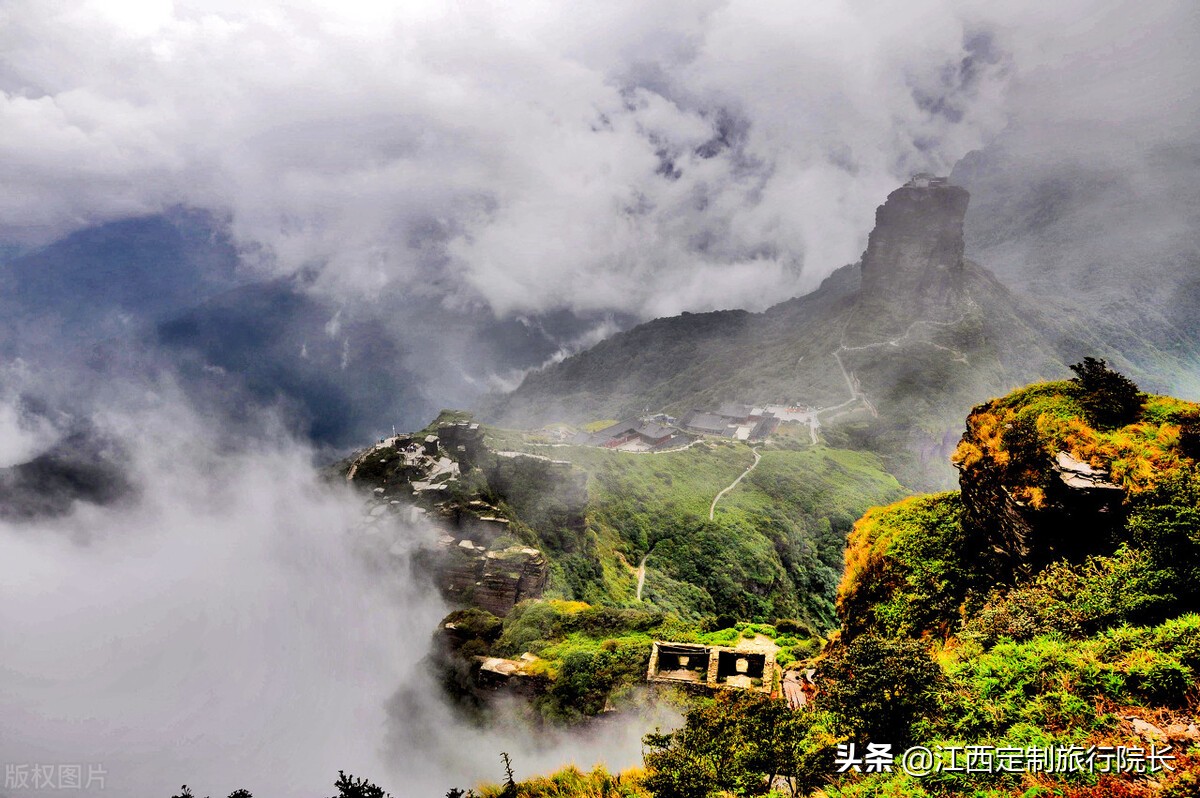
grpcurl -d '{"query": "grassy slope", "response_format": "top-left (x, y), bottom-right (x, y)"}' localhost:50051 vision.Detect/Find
top-left (484, 430), bottom-right (905, 627)
top-left (823, 383), bottom-right (1200, 796)
top-left (450, 600), bottom-right (825, 723)
top-left (501, 381), bottom-right (1200, 796)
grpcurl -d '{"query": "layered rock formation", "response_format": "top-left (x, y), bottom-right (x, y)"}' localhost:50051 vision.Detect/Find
top-left (857, 180), bottom-right (972, 334)
top-left (345, 413), bottom-right (576, 616)
top-left (436, 539), bottom-right (549, 617)
top-left (954, 401), bottom-right (1128, 579)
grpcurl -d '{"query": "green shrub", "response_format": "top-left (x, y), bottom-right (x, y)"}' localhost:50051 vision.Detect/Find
top-left (459, 639), bottom-right (489, 658)
top-left (1150, 614), bottom-right (1200, 670)
top-left (838, 493), bottom-right (980, 640)
top-left (819, 635), bottom-right (945, 746)
top-left (790, 638), bottom-right (821, 659)
top-left (643, 692), bottom-right (838, 798)
top-left (1019, 690), bottom-right (1097, 731)
top-left (700, 627), bottom-right (739, 645)
top-left (495, 602), bottom-right (567, 656)
top-left (964, 548), bottom-right (1173, 644)
top-left (1127, 470), bottom-right (1200, 607)
top-left (1125, 652), bottom-right (1193, 705)
top-left (774, 618), bottom-right (815, 636)
top-left (443, 608), bottom-right (504, 642)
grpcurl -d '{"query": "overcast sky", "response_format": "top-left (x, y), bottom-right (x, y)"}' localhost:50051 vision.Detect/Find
top-left (2, 0), bottom-right (1195, 320)
top-left (1, 4), bottom-right (1198, 793)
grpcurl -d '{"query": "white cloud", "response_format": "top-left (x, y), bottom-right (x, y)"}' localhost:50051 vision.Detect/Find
top-left (0, 385), bottom-right (679, 794)
top-left (0, 0), bottom-right (1194, 319)
top-left (0, 398), bottom-right (55, 468)
top-left (0, 398), bottom-right (430, 794)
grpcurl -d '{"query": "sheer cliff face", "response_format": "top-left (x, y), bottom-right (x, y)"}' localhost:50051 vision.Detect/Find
top-left (856, 184), bottom-right (972, 335)
top-left (489, 177), bottom-right (1072, 489)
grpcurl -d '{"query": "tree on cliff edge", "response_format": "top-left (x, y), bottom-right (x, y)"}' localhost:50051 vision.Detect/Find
top-left (1069, 357), bottom-right (1143, 429)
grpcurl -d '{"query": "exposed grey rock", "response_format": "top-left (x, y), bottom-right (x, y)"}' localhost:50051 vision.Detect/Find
top-left (957, 440), bottom-right (1127, 578)
top-left (856, 181), bottom-right (972, 336)
top-left (1126, 716), bottom-right (1167, 742)
top-left (434, 541), bottom-right (548, 617)
top-left (1053, 451), bottom-right (1123, 491)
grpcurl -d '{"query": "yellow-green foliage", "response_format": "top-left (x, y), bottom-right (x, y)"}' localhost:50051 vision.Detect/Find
top-left (636, 381), bottom-right (1200, 798)
top-left (841, 381), bottom-right (1200, 645)
top-left (953, 381), bottom-right (1199, 498)
top-left (476, 765), bottom-right (651, 798)
top-left (495, 601), bottom-right (664, 656)
top-left (942, 615), bottom-right (1200, 738)
top-left (837, 492), bottom-right (975, 638)
top-left (839, 495), bottom-right (939, 604)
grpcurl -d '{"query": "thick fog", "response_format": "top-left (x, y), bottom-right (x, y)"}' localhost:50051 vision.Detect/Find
top-left (2, 0), bottom-right (1195, 320)
top-left (0, 388), bottom-right (669, 796)
top-left (1, 1), bottom-right (1197, 793)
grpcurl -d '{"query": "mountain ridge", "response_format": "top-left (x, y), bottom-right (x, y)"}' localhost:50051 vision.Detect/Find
top-left (485, 179), bottom-right (1071, 488)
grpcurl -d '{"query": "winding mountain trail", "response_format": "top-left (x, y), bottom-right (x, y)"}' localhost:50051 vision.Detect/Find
top-left (709, 446), bottom-right (761, 520)
top-left (639, 442), bottom-right (763, 600)
top-left (815, 303), bottom-right (976, 424)
top-left (838, 313), bottom-right (972, 363)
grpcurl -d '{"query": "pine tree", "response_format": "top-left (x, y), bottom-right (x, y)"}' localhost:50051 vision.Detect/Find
top-left (1069, 357), bottom-right (1143, 429)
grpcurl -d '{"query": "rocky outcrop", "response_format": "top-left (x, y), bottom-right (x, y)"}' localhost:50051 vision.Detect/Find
top-left (956, 408), bottom-right (1127, 578)
top-left (957, 462), bottom-right (1041, 576)
top-left (348, 413), bottom-right (553, 617)
top-left (483, 453), bottom-right (589, 536)
top-left (1053, 451), bottom-right (1123, 493)
top-left (474, 654), bottom-right (548, 694)
top-left (436, 539), bottom-right (548, 617)
top-left (852, 180), bottom-right (972, 339)
top-left (437, 420), bottom-right (486, 469)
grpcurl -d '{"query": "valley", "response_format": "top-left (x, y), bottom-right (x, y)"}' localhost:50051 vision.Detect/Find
top-left (339, 176), bottom-right (1200, 797)
top-left (432, 367), bottom-right (1200, 798)
top-left (3, 6), bottom-right (1199, 797)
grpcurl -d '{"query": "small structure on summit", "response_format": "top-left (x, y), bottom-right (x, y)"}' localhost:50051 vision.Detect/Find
top-left (907, 172), bottom-right (949, 188)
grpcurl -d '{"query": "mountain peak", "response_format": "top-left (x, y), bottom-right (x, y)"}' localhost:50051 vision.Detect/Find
top-left (858, 178), bottom-right (970, 325)
top-left (487, 177), bottom-right (1069, 488)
